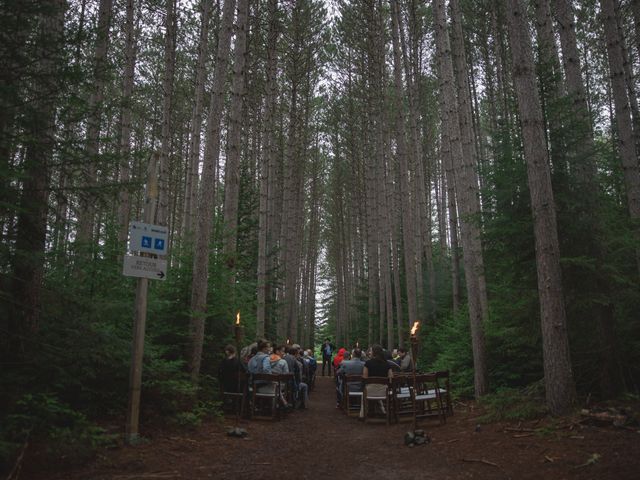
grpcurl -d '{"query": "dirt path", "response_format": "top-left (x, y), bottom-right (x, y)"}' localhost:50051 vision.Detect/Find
top-left (25, 376), bottom-right (640, 479)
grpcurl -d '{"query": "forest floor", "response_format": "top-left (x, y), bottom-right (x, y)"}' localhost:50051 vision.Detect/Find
top-left (22, 376), bottom-right (640, 480)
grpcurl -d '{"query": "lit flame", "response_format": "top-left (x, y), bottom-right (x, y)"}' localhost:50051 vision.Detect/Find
top-left (236, 311), bottom-right (240, 325)
top-left (411, 321), bottom-right (420, 335)
top-left (287, 338), bottom-right (291, 344)
top-left (356, 341), bottom-right (359, 348)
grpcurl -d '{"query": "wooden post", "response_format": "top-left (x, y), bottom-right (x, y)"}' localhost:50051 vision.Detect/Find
top-left (410, 321), bottom-right (420, 433)
top-left (125, 153), bottom-right (159, 444)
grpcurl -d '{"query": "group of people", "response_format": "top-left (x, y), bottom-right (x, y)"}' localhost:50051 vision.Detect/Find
top-left (218, 337), bottom-right (415, 414)
top-left (319, 339), bottom-right (414, 408)
top-left (218, 340), bottom-right (317, 412)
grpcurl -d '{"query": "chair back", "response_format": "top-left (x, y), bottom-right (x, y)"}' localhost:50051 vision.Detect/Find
top-left (414, 373), bottom-right (438, 393)
top-left (363, 376), bottom-right (390, 386)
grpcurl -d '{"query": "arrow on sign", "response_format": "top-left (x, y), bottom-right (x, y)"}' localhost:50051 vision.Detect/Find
top-left (157, 271), bottom-right (165, 279)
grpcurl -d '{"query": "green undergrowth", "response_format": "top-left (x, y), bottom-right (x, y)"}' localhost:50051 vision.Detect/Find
top-left (0, 393), bottom-right (117, 470)
top-left (477, 382), bottom-right (548, 423)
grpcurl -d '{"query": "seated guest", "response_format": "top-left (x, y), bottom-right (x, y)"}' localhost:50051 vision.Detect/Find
top-left (293, 348), bottom-right (310, 409)
top-left (364, 344), bottom-right (393, 379)
top-left (303, 350), bottom-right (317, 389)
top-left (336, 348), bottom-right (365, 406)
top-left (384, 348), bottom-right (401, 372)
top-left (398, 347), bottom-right (414, 372)
top-left (218, 345), bottom-right (245, 393)
top-left (333, 347), bottom-right (347, 371)
top-left (240, 342), bottom-right (257, 365)
top-left (248, 339), bottom-right (272, 375)
top-left (269, 345), bottom-right (291, 408)
top-left (270, 345), bottom-right (290, 374)
top-left (362, 344), bottom-right (393, 417)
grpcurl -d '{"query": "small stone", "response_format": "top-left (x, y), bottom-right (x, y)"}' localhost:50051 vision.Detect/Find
top-left (414, 436), bottom-right (426, 445)
top-left (238, 428), bottom-right (248, 437)
top-left (404, 431), bottom-right (416, 445)
top-left (415, 429), bottom-right (425, 437)
top-left (408, 443), bottom-right (415, 448)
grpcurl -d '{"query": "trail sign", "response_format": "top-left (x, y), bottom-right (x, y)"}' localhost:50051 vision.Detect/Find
top-left (123, 255), bottom-right (167, 281)
top-left (129, 221), bottom-right (169, 255)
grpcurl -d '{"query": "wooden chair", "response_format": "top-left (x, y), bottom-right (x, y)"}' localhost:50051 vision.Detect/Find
top-left (413, 373), bottom-right (446, 424)
top-left (362, 377), bottom-right (392, 425)
top-left (277, 373), bottom-right (295, 412)
top-left (344, 374), bottom-right (363, 417)
top-left (221, 370), bottom-right (248, 417)
top-left (250, 373), bottom-right (280, 420)
top-left (390, 375), bottom-right (414, 423)
top-left (435, 370), bottom-right (453, 416)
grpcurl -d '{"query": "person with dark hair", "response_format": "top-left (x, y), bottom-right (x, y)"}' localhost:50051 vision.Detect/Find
top-left (247, 339), bottom-right (272, 375)
top-left (218, 345), bottom-right (245, 393)
top-left (361, 344), bottom-right (393, 417)
top-left (269, 345), bottom-right (289, 374)
top-left (364, 344), bottom-right (394, 379)
top-left (336, 348), bottom-right (365, 406)
top-left (321, 338), bottom-right (336, 376)
top-left (398, 347), bottom-right (414, 372)
top-left (283, 346), bottom-right (309, 409)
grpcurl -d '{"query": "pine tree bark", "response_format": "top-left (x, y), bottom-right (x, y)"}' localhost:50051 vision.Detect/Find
top-left (391, 0), bottom-right (419, 330)
top-left (8, 0), bottom-right (66, 355)
top-left (76, 0), bottom-right (113, 248)
top-left (600, 0), bottom-right (640, 274)
top-left (223, 0), bottom-right (249, 278)
top-left (505, 0), bottom-right (576, 415)
top-left (256, 0), bottom-right (279, 339)
top-left (449, 0), bottom-right (490, 323)
top-left (552, 0), bottom-right (596, 182)
top-left (189, 0), bottom-right (237, 379)
top-left (117, 0), bottom-right (137, 245)
top-left (433, 0), bottom-right (488, 396)
top-left (183, 0), bottom-right (212, 237)
top-left (156, 0), bottom-right (177, 227)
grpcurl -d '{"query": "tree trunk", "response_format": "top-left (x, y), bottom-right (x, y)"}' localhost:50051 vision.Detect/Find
top-left (76, 0), bottom-right (113, 248)
top-left (505, 0), bottom-right (576, 415)
top-left (189, 0), bottom-right (237, 380)
top-left (8, 0), bottom-right (66, 356)
top-left (117, 0), bottom-right (137, 245)
top-left (156, 0), bottom-right (177, 227)
top-left (183, 0), bottom-right (212, 237)
top-left (433, 0), bottom-right (488, 397)
top-left (222, 0), bottom-right (249, 282)
top-left (256, 0), bottom-right (279, 340)
top-left (600, 0), bottom-right (640, 274)
top-left (391, 0), bottom-right (419, 330)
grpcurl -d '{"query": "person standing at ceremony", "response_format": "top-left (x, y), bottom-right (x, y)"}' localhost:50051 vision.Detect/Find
top-left (321, 338), bottom-right (335, 376)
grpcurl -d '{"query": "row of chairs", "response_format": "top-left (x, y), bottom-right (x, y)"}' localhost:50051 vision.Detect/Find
top-left (341, 371), bottom-right (452, 425)
top-left (222, 372), bottom-right (296, 421)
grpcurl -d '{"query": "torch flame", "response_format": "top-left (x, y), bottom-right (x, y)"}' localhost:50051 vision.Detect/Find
top-left (236, 311), bottom-right (240, 325)
top-left (411, 321), bottom-right (420, 335)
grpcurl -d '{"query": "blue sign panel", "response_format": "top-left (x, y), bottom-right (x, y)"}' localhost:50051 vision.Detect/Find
top-left (129, 221), bottom-right (169, 255)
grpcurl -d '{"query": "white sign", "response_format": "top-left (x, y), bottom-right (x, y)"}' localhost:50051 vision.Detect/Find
top-left (123, 255), bottom-right (167, 281)
top-left (129, 221), bottom-right (169, 255)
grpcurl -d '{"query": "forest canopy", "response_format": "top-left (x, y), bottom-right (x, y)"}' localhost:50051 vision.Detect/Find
top-left (1, 0), bottom-right (639, 465)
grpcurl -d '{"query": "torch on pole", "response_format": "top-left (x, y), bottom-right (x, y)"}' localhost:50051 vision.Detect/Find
top-left (410, 321), bottom-right (420, 433)
top-left (233, 311), bottom-right (244, 426)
